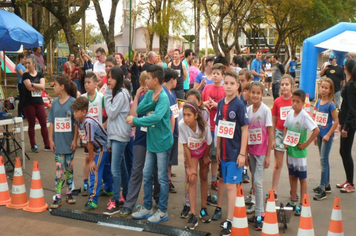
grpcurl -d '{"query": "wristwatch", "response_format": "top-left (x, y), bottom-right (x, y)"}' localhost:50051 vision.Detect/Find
top-left (31, 83), bottom-right (34, 87)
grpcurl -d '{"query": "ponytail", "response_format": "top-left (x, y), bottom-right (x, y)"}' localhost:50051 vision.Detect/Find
top-left (183, 101), bottom-right (207, 138)
top-left (54, 74), bottom-right (78, 98)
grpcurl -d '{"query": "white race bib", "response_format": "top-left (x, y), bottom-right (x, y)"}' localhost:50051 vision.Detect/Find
top-left (188, 137), bottom-right (204, 150)
top-left (175, 69), bottom-right (181, 78)
top-left (248, 128), bottom-right (262, 145)
top-left (315, 112), bottom-right (328, 126)
top-left (88, 103), bottom-right (99, 117)
top-left (280, 106), bottom-right (292, 120)
top-left (78, 129), bottom-right (87, 144)
top-left (31, 90), bottom-right (42, 97)
top-left (292, 66), bottom-right (296, 70)
top-left (55, 117), bottom-right (72, 133)
top-left (217, 120), bottom-right (236, 139)
top-left (283, 130), bottom-right (300, 147)
top-left (85, 68), bottom-right (93, 74)
top-left (99, 84), bottom-right (107, 95)
top-left (170, 104), bottom-right (179, 118)
top-left (140, 111), bottom-right (155, 132)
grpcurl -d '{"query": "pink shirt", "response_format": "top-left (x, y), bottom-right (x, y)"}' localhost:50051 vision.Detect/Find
top-left (189, 67), bottom-right (199, 85)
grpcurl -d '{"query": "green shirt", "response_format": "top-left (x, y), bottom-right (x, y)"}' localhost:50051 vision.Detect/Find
top-left (133, 89), bottom-right (173, 152)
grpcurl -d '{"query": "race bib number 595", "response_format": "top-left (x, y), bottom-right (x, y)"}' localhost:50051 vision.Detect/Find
top-left (55, 118), bottom-right (72, 132)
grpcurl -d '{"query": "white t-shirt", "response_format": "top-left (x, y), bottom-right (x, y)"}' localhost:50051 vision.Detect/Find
top-left (93, 61), bottom-right (106, 75)
top-left (179, 119), bottom-right (212, 158)
top-left (81, 92), bottom-right (104, 124)
top-left (265, 63), bottom-right (272, 77)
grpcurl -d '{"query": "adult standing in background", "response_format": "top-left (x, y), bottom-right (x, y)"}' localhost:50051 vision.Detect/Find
top-left (168, 49), bottom-right (187, 103)
top-left (79, 49), bottom-right (93, 93)
top-left (115, 53), bottom-right (128, 78)
top-left (94, 47), bottom-right (107, 82)
top-left (183, 49), bottom-right (193, 94)
top-left (33, 46), bottom-right (45, 73)
top-left (143, 51), bottom-right (156, 71)
top-left (63, 54), bottom-right (75, 81)
top-left (193, 55), bottom-right (215, 91)
top-left (129, 52), bottom-right (140, 96)
top-left (287, 56), bottom-right (298, 84)
top-left (320, 54), bottom-right (345, 109)
top-left (271, 55), bottom-right (285, 100)
top-left (16, 53), bottom-right (26, 118)
top-left (251, 50), bottom-right (265, 82)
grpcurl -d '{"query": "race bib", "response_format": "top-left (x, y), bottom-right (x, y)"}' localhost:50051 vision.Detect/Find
top-left (280, 106), bottom-right (292, 120)
top-left (31, 90), bottom-right (42, 97)
top-left (248, 128), bottom-right (262, 145)
top-left (175, 69), bottom-right (181, 78)
top-left (85, 68), bottom-right (93, 74)
top-left (140, 111), bottom-right (155, 132)
top-left (188, 137), bottom-right (204, 150)
top-left (315, 112), bottom-right (328, 126)
top-left (78, 129), bottom-right (87, 144)
top-left (170, 104), bottom-right (179, 118)
top-left (283, 130), bottom-right (300, 147)
top-left (88, 104), bottom-right (99, 117)
top-left (55, 117), bottom-right (72, 133)
top-left (292, 66), bottom-right (296, 70)
top-left (99, 84), bottom-right (107, 95)
top-left (217, 120), bottom-right (236, 139)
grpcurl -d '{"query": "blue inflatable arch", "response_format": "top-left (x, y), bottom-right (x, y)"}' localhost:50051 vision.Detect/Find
top-left (300, 22), bottom-right (356, 100)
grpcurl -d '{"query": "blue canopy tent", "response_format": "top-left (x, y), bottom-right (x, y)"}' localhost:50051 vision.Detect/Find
top-left (300, 22), bottom-right (356, 100)
top-left (0, 10), bottom-right (44, 99)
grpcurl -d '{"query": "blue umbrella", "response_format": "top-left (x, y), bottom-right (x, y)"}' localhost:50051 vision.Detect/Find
top-left (0, 10), bottom-right (44, 100)
top-left (0, 10), bottom-right (44, 51)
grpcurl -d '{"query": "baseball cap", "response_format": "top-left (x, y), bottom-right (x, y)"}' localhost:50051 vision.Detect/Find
top-left (329, 54), bottom-right (336, 60)
top-left (345, 54), bottom-right (350, 58)
top-left (206, 55), bottom-right (217, 62)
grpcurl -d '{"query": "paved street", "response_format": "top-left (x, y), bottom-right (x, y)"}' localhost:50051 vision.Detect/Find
top-left (0, 95), bottom-right (355, 236)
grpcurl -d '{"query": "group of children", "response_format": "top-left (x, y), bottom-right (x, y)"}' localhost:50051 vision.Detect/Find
top-left (45, 56), bottom-right (339, 235)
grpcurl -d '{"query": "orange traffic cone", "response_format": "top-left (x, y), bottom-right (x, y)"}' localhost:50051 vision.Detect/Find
top-left (262, 189), bottom-right (279, 236)
top-left (0, 156), bottom-right (11, 205)
top-left (327, 197), bottom-right (344, 236)
top-left (304, 94), bottom-right (311, 116)
top-left (6, 157), bottom-right (28, 209)
top-left (230, 184), bottom-right (249, 235)
top-left (312, 104), bottom-right (317, 120)
top-left (297, 194), bottom-right (314, 236)
top-left (23, 161), bottom-right (48, 213)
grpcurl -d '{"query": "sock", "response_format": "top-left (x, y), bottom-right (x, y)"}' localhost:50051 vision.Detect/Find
top-left (212, 175), bottom-right (217, 182)
top-left (251, 195), bottom-right (256, 204)
top-left (226, 218), bottom-right (232, 222)
top-left (84, 179), bottom-right (88, 185)
top-left (291, 200), bottom-right (296, 205)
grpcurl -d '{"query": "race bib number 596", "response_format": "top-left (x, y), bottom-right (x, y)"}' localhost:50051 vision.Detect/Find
top-left (55, 118), bottom-right (72, 133)
top-left (217, 120), bottom-right (236, 139)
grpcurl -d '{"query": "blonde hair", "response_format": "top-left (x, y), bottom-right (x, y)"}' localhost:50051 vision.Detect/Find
top-left (139, 71), bottom-right (148, 86)
top-left (238, 68), bottom-right (253, 81)
top-left (280, 74), bottom-right (294, 94)
top-left (320, 76), bottom-right (335, 103)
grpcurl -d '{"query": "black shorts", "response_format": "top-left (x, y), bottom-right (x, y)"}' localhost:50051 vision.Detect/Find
top-left (290, 72), bottom-right (296, 78)
top-left (265, 77), bottom-right (272, 83)
top-left (175, 90), bottom-right (185, 100)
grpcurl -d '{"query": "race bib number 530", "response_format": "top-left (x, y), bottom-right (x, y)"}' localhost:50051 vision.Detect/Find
top-left (55, 118), bottom-right (72, 132)
top-left (217, 120), bottom-right (236, 139)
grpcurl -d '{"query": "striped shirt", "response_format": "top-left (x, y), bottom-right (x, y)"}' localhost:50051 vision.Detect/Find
top-left (78, 115), bottom-right (108, 152)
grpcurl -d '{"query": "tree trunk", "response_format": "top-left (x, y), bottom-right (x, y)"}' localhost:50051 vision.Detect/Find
top-left (11, 0), bottom-right (22, 18)
top-left (194, 0), bottom-right (200, 56)
top-left (60, 18), bottom-right (79, 56)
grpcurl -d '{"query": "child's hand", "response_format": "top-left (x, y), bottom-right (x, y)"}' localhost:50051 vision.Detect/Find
top-left (88, 160), bottom-right (96, 174)
top-left (203, 101), bottom-right (210, 108)
top-left (136, 86), bottom-right (145, 99)
top-left (216, 149), bottom-right (221, 164)
top-left (50, 140), bottom-right (56, 153)
top-left (298, 142), bottom-right (308, 150)
top-left (237, 154), bottom-right (245, 168)
top-left (245, 154), bottom-right (249, 167)
top-left (271, 141), bottom-right (275, 150)
top-left (71, 140), bottom-right (77, 151)
top-left (341, 129), bottom-right (348, 138)
top-left (126, 116), bottom-right (133, 125)
top-left (264, 156), bottom-right (270, 169)
top-left (186, 167), bottom-right (197, 181)
top-left (284, 144), bottom-right (288, 150)
top-left (314, 138), bottom-right (318, 146)
top-left (210, 100), bottom-right (217, 108)
top-left (203, 156), bottom-right (211, 166)
top-left (322, 134), bottom-right (330, 142)
top-left (153, 92), bottom-right (160, 102)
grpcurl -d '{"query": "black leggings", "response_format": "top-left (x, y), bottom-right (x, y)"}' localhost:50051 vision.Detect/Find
top-left (17, 83), bottom-right (26, 117)
top-left (340, 128), bottom-right (355, 185)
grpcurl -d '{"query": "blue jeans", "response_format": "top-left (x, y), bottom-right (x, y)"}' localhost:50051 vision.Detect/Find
top-left (110, 140), bottom-right (128, 201)
top-left (73, 78), bottom-right (81, 93)
top-left (272, 82), bottom-right (280, 100)
top-left (317, 134), bottom-right (334, 188)
top-left (143, 150), bottom-right (170, 212)
top-left (124, 136), bottom-right (134, 180)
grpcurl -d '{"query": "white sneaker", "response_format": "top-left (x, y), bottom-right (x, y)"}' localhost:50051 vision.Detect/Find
top-left (147, 209), bottom-right (169, 223)
top-left (131, 206), bottom-right (153, 219)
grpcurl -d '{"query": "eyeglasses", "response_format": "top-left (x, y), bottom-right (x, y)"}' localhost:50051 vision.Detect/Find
top-left (96, 54), bottom-right (102, 58)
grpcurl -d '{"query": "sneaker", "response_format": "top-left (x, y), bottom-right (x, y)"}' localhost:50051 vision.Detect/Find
top-left (99, 189), bottom-right (114, 196)
top-left (118, 194), bottom-right (125, 207)
top-left (295, 205), bottom-right (302, 216)
top-left (340, 183), bottom-right (355, 193)
top-left (50, 196), bottom-right (62, 209)
top-left (207, 194), bottom-right (218, 206)
top-left (254, 216), bottom-right (263, 231)
top-left (81, 201), bottom-right (97, 212)
top-left (147, 209), bottom-right (169, 223)
top-left (82, 184), bottom-right (89, 196)
top-left (212, 207), bottom-right (222, 221)
top-left (132, 206), bottom-right (154, 219)
top-left (313, 186), bottom-right (322, 193)
top-left (44, 146), bottom-right (51, 151)
top-left (180, 204), bottom-right (191, 219)
top-left (220, 221), bottom-right (232, 236)
top-left (326, 184), bottom-right (332, 193)
top-left (245, 196), bottom-right (253, 205)
top-left (31, 145), bottom-right (38, 153)
top-left (248, 215), bottom-right (256, 224)
top-left (169, 180), bottom-right (177, 193)
top-left (185, 214), bottom-right (198, 230)
top-left (336, 180), bottom-right (348, 188)
top-left (246, 203), bottom-right (255, 214)
top-left (103, 199), bottom-right (120, 215)
top-left (211, 180), bottom-right (219, 191)
top-left (119, 207), bottom-right (132, 217)
top-left (313, 189), bottom-right (327, 201)
top-left (66, 194), bottom-right (76, 204)
top-left (242, 169), bottom-right (250, 183)
top-left (266, 92), bottom-right (270, 96)
top-left (199, 208), bottom-right (211, 223)
top-left (286, 201), bottom-right (297, 211)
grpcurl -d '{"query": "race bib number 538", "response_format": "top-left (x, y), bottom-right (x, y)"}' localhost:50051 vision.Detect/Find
top-left (55, 118), bottom-right (72, 132)
top-left (217, 120), bottom-right (236, 139)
